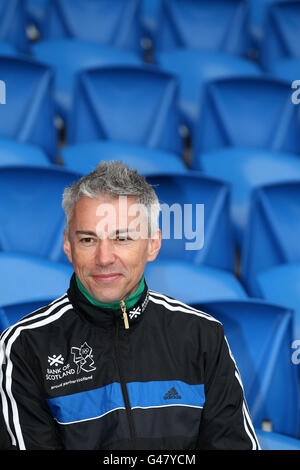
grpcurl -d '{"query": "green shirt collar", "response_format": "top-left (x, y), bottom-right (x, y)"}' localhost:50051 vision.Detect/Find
top-left (75, 274), bottom-right (145, 310)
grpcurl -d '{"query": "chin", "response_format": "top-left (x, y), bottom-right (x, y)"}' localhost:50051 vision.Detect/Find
top-left (93, 290), bottom-right (122, 304)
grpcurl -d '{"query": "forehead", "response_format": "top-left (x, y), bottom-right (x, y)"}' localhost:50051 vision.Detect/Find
top-left (75, 194), bottom-right (139, 210)
top-left (70, 194), bottom-right (146, 228)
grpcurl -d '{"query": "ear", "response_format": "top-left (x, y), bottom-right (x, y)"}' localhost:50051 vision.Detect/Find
top-left (63, 229), bottom-right (73, 263)
top-left (147, 229), bottom-right (161, 262)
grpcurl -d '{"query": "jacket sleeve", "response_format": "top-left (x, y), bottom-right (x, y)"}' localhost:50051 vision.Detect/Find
top-left (0, 329), bottom-right (64, 450)
top-left (197, 322), bottom-right (261, 450)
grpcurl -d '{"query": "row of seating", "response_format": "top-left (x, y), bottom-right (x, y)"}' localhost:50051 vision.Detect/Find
top-left (3, 0), bottom-right (300, 64)
top-left (1, 161), bottom-right (300, 336)
top-left (1, 0), bottom-right (300, 451)
top-left (0, 53), bottom-right (299, 161)
top-left (0, 114), bottom-right (300, 446)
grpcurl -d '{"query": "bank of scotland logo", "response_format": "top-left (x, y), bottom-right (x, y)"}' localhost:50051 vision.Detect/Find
top-left (71, 342), bottom-right (96, 374)
top-left (129, 306), bottom-right (142, 320)
top-left (48, 354), bottom-right (64, 367)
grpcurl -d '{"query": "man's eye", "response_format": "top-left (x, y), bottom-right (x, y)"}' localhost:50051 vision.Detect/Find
top-left (80, 238), bottom-right (95, 244)
top-left (116, 234), bottom-right (133, 242)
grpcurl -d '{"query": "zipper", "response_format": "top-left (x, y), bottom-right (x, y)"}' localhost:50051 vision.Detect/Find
top-left (114, 313), bottom-right (136, 449)
top-left (120, 300), bottom-right (129, 329)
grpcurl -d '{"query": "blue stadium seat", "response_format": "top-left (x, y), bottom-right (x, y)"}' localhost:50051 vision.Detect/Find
top-left (241, 181), bottom-right (300, 295)
top-left (0, 0), bottom-right (28, 52)
top-left (152, 0), bottom-right (252, 56)
top-left (266, 57), bottom-right (300, 90)
top-left (193, 148), bottom-right (300, 247)
top-left (141, 0), bottom-right (161, 41)
top-left (197, 299), bottom-right (299, 437)
top-left (248, 0), bottom-right (292, 47)
top-left (0, 253), bottom-right (73, 308)
top-left (0, 166), bottom-right (80, 263)
top-left (156, 49), bottom-right (261, 131)
top-left (32, 39), bottom-right (142, 122)
top-left (0, 298), bottom-right (61, 332)
top-left (260, 0), bottom-right (300, 68)
top-left (255, 429), bottom-right (300, 450)
top-left (145, 172), bottom-right (235, 271)
top-left (61, 140), bottom-right (187, 176)
top-left (40, 0), bottom-right (143, 55)
top-left (0, 138), bottom-right (51, 167)
top-left (0, 57), bottom-right (57, 161)
top-left (255, 263), bottom-right (300, 341)
top-left (145, 260), bottom-right (247, 305)
top-left (0, 41), bottom-right (19, 57)
top-left (26, 0), bottom-right (48, 30)
top-left (192, 76), bottom-right (300, 157)
top-left (67, 66), bottom-right (183, 156)
top-left (0, 306), bottom-right (9, 332)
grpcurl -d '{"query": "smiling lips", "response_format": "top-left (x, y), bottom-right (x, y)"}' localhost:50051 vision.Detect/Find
top-left (91, 273), bottom-right (121, 283)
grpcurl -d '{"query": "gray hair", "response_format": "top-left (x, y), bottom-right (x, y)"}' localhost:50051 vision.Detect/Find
top-left (62, 161), bottom-right (160, 236)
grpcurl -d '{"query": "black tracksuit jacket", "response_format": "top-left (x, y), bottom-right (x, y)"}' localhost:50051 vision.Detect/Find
top-left (0, 274), bottom-right (260, 450)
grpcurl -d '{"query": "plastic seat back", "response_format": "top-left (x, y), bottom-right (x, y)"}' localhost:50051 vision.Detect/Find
top-left (0, 41), bottom-right (19, 57)
top-left (32, 39), bottom-right (142, 121)
top-left (0, 0), bottom-right (28, 52)
top-left (146, 173), bottom-right (235, 271)
top-left (153, 0), bottom-right (252, 55)
top-left (266, 57), bottom-right (300, 86)
top-left (255, 263), bottom-right (300, 340)
top-left (193, 76), bottom-right (300, 156)
top-left (0, 166), bottom-right (80, 263)
top-left (0, 253), bottom-right (72, 307)
top-left (61, 140), bottom-right (187, 175)
top-left (26, 0), bottom-right (49, 29)
top-left (241, 181), bottom-right (300, 294)
top-left (195, 148), bottom-right (300, 247)
top-left (0, 139), bottom-right (51, 167)
top-left (0, 57), bottom-right (57, 160)
top-left (156, 49), bottom-right (261, 129)
top-left (260, 0), bottom-right (300, 68)
top-left (197, 299), bottom-right (299, 436)
top-left (255, 429), bottom-right (300, 450)
top-left (41, 0), bottom-right (143, 54)
top-left (67, 66), bottom-right (183, 156)
top-left (0, 298), bottom-right (59, 332)
top-left (145, 259), bottom-right (247, 305)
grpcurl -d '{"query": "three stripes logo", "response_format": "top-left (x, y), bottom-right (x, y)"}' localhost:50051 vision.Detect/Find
top-left (163, 387), bottom-right (182, 400)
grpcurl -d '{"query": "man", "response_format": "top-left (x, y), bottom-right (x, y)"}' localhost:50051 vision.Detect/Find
top-left (0, 161), bottom-right (260, 450)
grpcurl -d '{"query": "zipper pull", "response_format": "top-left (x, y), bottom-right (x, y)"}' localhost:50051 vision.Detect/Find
top-left (120, 300), bottom-right (130, 330)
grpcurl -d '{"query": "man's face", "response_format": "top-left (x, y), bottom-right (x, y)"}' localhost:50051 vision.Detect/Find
top-left (63, 194), bottom-right (161, 303)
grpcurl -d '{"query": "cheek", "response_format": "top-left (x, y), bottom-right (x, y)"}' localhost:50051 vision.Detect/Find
top-left (70, 246), bottom-right (95, 269)
top-left (125, 243), bottom-right (150, 270)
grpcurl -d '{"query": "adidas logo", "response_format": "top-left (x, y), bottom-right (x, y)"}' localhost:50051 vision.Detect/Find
top-left (163, 387), bottom-right (182, 400)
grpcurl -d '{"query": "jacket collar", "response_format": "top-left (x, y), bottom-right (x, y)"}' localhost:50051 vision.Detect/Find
top-left (67, 273), bottom-right (149, 329)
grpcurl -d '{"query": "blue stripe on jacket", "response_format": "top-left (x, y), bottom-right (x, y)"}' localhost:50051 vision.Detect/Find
top-left (47, 380), bottom-right (205, 424)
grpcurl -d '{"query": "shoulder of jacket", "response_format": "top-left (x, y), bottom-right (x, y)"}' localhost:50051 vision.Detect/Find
top-left (0, 294), bottom-right (73, 345)
top-left (148, 290), bottom-right (222, 328)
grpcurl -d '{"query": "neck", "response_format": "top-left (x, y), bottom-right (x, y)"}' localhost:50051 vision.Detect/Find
top-left (75, 275), bottom-right (145, 310)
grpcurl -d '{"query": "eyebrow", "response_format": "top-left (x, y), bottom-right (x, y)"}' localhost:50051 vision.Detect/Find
top-left (75, 230), bottom-right (97, 237)
top-left (75, 229), bottom-right (136, 237)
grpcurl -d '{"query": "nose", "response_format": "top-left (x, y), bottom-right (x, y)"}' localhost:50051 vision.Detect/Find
top-left (94, 238), bottom-right (115, 267)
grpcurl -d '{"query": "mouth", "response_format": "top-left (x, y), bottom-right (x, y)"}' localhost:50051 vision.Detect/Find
top-left (91, 273), bottom-right (121, 283)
